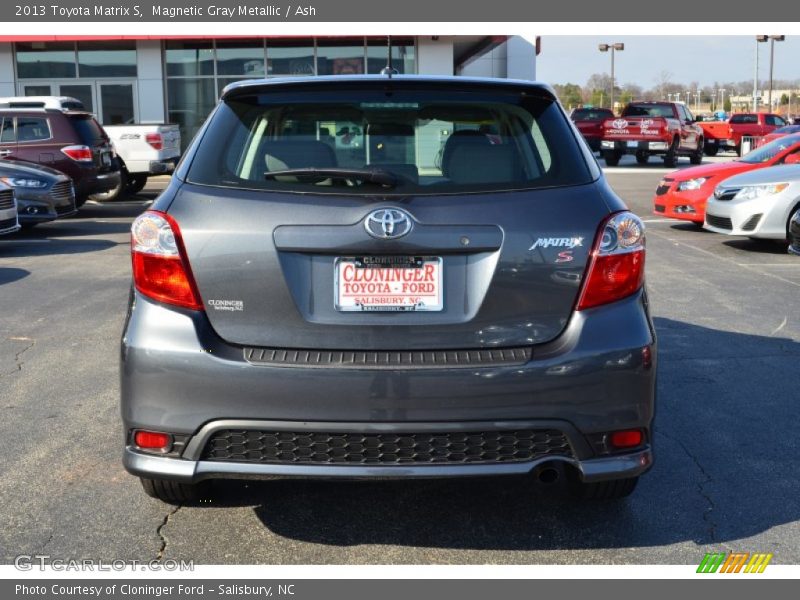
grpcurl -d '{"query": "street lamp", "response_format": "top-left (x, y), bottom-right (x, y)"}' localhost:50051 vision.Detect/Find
top-left (758, 35), bottom-right (785, 111)
top-left (598, 42), bottom-right (624, 112)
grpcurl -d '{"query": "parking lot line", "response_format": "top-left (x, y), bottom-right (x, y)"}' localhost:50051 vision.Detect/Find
top-left (649, 229), bottom-right (800, 289)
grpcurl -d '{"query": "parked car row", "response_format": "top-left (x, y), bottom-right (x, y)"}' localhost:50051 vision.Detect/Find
top-left (0, 96), bottom-right (181, 237)
top-left (652, 133), bottom-right (800, 254)
top-left (571, 102), bottom-right (792, 167)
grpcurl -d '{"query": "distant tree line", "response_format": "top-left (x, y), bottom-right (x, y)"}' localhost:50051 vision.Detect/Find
top-left (553, 71), bottom-right (800, 113)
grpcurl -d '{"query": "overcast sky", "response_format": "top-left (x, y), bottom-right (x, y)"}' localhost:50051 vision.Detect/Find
top-left (536, 36), bottom-right (800, 89)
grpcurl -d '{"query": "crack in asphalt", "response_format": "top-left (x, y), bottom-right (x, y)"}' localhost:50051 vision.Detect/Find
top-left (155, 506), bottom-right (181, 562)
top-left (0, 338), bottom-right (35, 378)
top-left (654, 427), bottom-right (730, 550)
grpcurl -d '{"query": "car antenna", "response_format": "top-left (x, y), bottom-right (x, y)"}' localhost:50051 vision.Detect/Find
top-left (380, 36), bottom-right (398, 77)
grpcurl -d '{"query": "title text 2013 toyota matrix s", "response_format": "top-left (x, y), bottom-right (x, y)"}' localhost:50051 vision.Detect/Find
top-left (121, 76), bottom-right (656, 503)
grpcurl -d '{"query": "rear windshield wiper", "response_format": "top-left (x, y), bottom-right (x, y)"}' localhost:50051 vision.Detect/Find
top-left (264, 167), bottom-right (398, 187)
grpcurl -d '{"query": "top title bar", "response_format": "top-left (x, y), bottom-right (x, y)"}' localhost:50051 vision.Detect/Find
top-left (2, 0), bottom-right (797, 22)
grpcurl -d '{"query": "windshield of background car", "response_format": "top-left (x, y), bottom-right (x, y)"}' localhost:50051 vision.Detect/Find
top-left (622, 104), bottom-right (675, 118)
top-left (739, 134), bottom-right (800, 164)
top-left (571, 108), bottom-right (612, 121)
top-left (186, 86), bottom-right (595, 195)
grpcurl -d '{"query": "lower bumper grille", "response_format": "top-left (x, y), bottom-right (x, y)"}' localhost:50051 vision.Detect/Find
top-left (741, 213), bottom-right (763, 232)
top-left (0, 216), bottom-right (18, 231)
top-left (200, 429), bottom-right (574, 466)
top-left (706, 214), bottom-right (733, 230)
top-left (654, 204), bottom-right (666, 213)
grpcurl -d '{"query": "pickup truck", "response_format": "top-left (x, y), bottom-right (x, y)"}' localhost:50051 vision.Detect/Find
top-left (569, 107), bottom-right (614, 152)
top-left (101, 124), bottom-right (181, 198)
top-left (0, 96), bottom-right (180, 200)
top-left (699, 113), bottom-right (787, 156)
top-left (600, 101), bottom-right (704, 167)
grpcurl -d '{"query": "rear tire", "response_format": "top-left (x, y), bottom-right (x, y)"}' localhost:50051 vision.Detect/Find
top-left (602, 150), bottom-right (622, 167)
top-left (90, 169), bottom-right (128, 203)
top-left (569, 476), bottom-right (639, 500)
top-left (735, 144), bottom-right (742, 157)
top-left (690, 139), bottom-right (704, 165)
top-left (704, 144), bottom-right (718, 157)
top-left (127, 174), bottom-right (148, 196)
top-left (663, 138), bottom-right (679, 168)
top-left (140, 478), bottom-right (211, 504)
top-left (635, 151), bottom-right (649, 165)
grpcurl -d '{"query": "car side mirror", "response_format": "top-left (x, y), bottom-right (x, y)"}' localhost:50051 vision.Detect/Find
top-left (783, 153), bottom-right (800, 165)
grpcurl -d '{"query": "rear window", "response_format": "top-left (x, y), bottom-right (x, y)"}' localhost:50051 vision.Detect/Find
top-left (186, 86), bottom-right (594, 195)
top-left (571, 108), bottom-right (613, 121)
top-left (68, 115), bottom-right (106, 144)
top-left (730, 114), bottom-right (758, 124)
top-left (622, 104), bottom-right (676, 118)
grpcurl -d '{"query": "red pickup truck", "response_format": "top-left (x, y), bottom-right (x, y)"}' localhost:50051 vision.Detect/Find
top-left (700, 113), bottom-right (787, 156)
top-left (569, 107), bottom-right (614, 152)
top-left (601, 101), bottom-right (704, 167)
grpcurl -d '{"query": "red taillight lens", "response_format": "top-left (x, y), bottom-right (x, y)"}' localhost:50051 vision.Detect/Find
top-left (145, 132), bottom-right (163, 150)
top-left (609, 429), bottom-right (644, 449)
top-left (134, 430), bottom-right (172, 450)
top-left (577, 212), bottom-right (645, 310)
top-left (61, 145), bottom-right (93, 162)
top-left (131, 211), bottom-right (202, 310)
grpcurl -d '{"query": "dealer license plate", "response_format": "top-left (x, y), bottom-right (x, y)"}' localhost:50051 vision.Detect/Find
top-left (335, 256), bottom-right (443, 312)
top-left (627, 141), bottom-right (639, 148)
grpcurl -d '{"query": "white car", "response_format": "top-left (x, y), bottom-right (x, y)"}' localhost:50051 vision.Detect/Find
top-left (704, 164), bottom-right (800, 239)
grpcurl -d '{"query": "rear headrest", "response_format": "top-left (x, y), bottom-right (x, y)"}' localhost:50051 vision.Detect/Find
top-left (441, 131), bottom-right (493, 178)
top-left (262, 139), bottom-right (337, 172)
top-left (445, 144), bottom-right (522, 186)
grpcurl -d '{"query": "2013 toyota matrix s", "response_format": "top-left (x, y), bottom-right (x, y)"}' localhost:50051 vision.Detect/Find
top-left (121, 75), bottom-right (656, 503)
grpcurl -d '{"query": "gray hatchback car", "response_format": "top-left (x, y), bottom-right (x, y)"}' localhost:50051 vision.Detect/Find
top-left (121, 76), bottom-right (656, 503)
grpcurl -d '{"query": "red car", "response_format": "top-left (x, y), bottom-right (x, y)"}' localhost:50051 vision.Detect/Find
top-left (653, 133), bottom-right (800, 224)
top-left (756, 124), bottom-right (800, 147)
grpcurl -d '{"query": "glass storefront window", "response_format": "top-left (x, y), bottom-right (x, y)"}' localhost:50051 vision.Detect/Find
top-left (315, 38), bottom-right (365, 76)
top-left (367, 38), bottom-right (416, 74)
top-left (165, 41), bottom-right (214, 77)
top-left (78, 41), bottom-right (137, 77)
top-left (16, 42), bottom-right (76, 78)
top-left (167, 78), bottom-right (217, 148)
top-left (215, 40), bottom-right (265, 77)
top-left (267, 39), bottom-right (315, 76)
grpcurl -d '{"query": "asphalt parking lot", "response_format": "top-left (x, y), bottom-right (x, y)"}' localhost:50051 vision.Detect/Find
top-left (1, 161), bottom-right (798, 565)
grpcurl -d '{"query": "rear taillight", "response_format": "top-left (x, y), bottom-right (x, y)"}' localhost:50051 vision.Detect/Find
top-left (577, 211), bottom-right (645, 310)
top-left (145, 132), bottom-right (164, 150)
top-left (131, 210), bottom-right (202, 310)
top-left (61, 145), bottom-right (93, 162)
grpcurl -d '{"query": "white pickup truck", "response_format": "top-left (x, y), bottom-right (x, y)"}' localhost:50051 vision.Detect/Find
top-left (0, 96), bottom-right (181, 200)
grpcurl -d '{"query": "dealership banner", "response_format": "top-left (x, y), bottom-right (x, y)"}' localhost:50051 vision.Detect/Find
top-left (3, 0), bottom-right (799, 22)
top-left (3, 579), bottom-right (798, 599)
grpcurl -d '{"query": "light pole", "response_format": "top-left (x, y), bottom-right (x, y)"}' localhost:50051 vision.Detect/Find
top-left (758, 35), bottom-right (785, 111)
top-left (598, 43), bottom-right (624, 112)
top-left (718, 88), bottom-right (727, 113)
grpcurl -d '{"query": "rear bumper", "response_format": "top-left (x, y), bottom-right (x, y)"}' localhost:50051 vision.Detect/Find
top-left (75, 169), bottom-right (121, 196)
top-left (124, 439), bottom-right (653, 484)
top-left (601, 140), bottom-right (670, 154)
top-left (121, 289), bottom-right (657, 482)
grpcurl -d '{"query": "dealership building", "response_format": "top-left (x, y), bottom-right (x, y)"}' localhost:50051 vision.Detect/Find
top-left (0, 36), bottom-right (536, 148)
